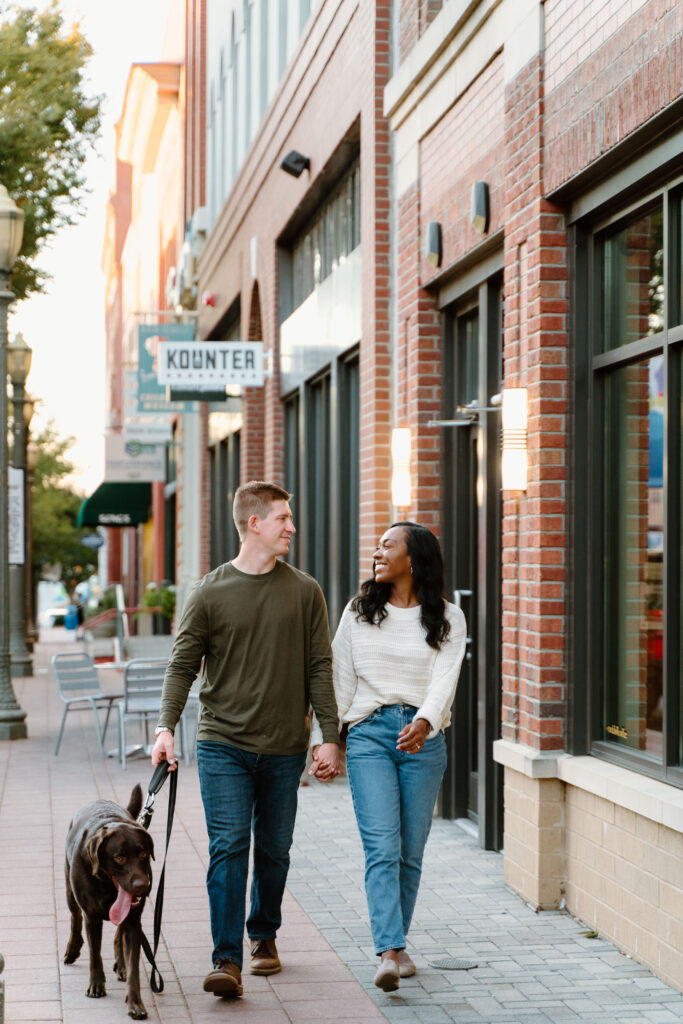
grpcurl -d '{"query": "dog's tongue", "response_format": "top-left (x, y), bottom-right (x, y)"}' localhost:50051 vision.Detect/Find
top-left (109, 886), bottom-right (133, 925)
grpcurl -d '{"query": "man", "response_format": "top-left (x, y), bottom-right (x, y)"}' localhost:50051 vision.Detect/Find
top-left (151, 481), bottom-right (340, 998)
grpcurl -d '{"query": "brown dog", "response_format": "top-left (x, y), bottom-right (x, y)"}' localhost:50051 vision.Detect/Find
top-left (64, 784), bottom-right (154, 1019)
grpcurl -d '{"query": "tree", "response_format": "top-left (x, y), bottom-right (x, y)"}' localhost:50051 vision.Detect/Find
top-left (0, 2), bottom-right (101, 300)
top-left (30, 422), bottom-right (97, 593)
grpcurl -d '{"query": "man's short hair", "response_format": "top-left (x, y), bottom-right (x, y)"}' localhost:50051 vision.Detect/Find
top-left (233, 481), bottom-right (291, 538)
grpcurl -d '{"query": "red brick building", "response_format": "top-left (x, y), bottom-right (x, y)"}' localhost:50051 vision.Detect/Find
top-left (387, 0), bottom-right (683, 991)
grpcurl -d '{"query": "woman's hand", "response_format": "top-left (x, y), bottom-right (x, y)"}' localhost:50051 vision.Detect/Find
top-left (396, 717), bottom-right (430, 754)
top-left (308, 742), bottom-right (340, 780)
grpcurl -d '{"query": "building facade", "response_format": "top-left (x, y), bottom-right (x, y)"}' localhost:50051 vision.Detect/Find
top-left (388, 0), bottom-right (683, 992)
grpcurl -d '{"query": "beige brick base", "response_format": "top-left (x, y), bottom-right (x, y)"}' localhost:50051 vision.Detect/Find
top-left (496, 747), bottom-right (683, 995)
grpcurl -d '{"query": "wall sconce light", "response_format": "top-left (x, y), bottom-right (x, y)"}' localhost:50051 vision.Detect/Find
top-left (280, 150), bottom-right (310, 177)
top-left (501, 388), bottom-right (527, 491)
top-left (391, 427), bottom-right (411, 508)
top-left (424, 221), bottom-right (442, 268)
top-left (471, 181), bottom-right (490, 234)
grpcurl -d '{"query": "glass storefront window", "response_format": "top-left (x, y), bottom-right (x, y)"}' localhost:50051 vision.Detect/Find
top-left (601, 355), bottom-right (663, 756)
top-left (291, 160), bottom-right (360, 308)
top-left (601, 204), bottom-right (664, 351)
top-left (583, 183), bottom-right (683, 781)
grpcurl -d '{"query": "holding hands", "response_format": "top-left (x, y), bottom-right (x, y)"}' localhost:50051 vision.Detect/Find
top-left (309, 742), bottom-right (340, 780)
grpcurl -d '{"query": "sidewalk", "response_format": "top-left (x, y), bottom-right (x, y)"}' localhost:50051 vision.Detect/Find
top-left (0, 635), bottom-right (681, 1024)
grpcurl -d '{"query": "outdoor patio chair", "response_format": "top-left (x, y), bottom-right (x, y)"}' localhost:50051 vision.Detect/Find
top-left (52, 651), bottom-right (122, 758)
top-left (117, 658), bottom-right (197, 769)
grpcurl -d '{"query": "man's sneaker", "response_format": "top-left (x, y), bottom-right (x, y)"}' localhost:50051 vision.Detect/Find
top-left (250, 938), bottom-right (281, 975)
top-left (398, 950), bottom-right (416, 977)
top-left (202, 959), bottom-right (243, 997)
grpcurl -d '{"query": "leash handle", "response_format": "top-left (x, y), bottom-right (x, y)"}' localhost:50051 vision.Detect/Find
top-left (140, 763), bottom-right (178, 993)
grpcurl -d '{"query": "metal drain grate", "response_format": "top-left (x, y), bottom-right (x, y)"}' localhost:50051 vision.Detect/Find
top-left (428, 956), bottom-right (478, 971)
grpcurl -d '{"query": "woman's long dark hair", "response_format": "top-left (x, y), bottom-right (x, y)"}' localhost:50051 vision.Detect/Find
top-left (351, 521), bottom-right (451, 650)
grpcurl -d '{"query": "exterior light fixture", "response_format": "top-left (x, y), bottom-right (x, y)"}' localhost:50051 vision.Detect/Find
top-left (0, 184), bottom-right (25, 271)
top-left (391, 427), bottom-right (411, 508)
top-left (280, 150), bottom-right (310, 177)
top-left (501, 388), bottom-right (528, 491)
top-left (471, 181), bottom-right (490, 235)
top-left (424, 221), bottom-right (442, 268)
top-left (7, 331), bottom-right (32, 386)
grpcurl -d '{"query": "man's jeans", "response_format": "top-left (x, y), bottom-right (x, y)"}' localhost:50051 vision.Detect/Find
top-left (196, 740), bottom-right (307, 969)
top-left (346, 704), bottom-right (447, 955)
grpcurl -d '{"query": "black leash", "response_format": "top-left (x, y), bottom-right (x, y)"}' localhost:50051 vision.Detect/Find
top-left (136, 760), bottom-right (178, 993)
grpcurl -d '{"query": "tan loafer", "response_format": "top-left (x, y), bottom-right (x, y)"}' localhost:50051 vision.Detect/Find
top-left (398, 950), bottom-right (416, 977)
top-left (250, 938), bottom-right (281, 975)
top-left (374, 957), bottom-right (400, 992)
top-left (203, 959), bottom-right (243, 997)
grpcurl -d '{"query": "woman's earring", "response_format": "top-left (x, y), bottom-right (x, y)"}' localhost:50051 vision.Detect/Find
top-left (410, 563), bottom-right (413, 575)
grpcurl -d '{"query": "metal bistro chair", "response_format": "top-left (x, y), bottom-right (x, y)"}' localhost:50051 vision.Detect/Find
top-left (118, 658), bottom-right (195, 770)
top-left (52, 652), bottom-right (122, 758)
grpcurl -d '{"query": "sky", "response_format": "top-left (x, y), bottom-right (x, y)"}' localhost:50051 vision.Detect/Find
top-left (8, 0), bottom-right (173, 495)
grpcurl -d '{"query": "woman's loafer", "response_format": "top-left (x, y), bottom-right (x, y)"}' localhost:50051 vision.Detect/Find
top-left (398, 950), bottom-right (416, 977)
top-left (374, 957), bottom-right (400, 992)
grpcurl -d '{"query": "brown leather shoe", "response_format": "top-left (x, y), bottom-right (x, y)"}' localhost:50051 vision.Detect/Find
top-left (249, 938), bottom-right (281, 975)
top-left (203, 959), bottom-right (243, 997)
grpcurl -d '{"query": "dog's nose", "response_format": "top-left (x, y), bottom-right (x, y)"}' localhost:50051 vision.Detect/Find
top-left (131, 876), bottom-right (149, 895)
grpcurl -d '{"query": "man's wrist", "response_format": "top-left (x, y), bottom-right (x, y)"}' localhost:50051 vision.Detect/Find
top-left (154, 725), bottom-right (174, 737)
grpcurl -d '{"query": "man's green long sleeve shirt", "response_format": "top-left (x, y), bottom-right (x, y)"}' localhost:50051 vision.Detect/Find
top-left (158, 560), bottom-right (340, 754)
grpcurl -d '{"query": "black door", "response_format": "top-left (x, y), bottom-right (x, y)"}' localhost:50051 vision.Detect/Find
top-left (439, 276), bottom-right (503, 851)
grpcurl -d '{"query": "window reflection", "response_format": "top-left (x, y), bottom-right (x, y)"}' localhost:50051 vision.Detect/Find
top-left (602, 355), bottom-right (663, 754)
top-left (602, 206), bottom-right (664, 351)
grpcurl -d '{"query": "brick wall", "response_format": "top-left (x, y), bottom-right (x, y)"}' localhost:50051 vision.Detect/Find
top-left (420, 54), bottom-right (505, 278)
top-left (501, 56), bottom-right (568, 753)
top-left (544, 0), bottom-right (683, 191)
top-left (398, 0), bottom-right (444, 63)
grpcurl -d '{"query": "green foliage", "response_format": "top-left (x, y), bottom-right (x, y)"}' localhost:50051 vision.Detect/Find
top-left (0, 2), bottom-right (102, 300)
top-left (30, 422), bottom-right (96, 591)
top-left (142, 584), bottom-right (176, 621)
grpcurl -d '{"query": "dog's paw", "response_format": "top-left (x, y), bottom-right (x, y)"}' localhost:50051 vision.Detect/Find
top-left (86, 980), bottom-right (107, 998)
top-left (113, 958), bottom-right (126, 981)
top-left (64, 944), bottom-right (82, 965)
top-left (126, 999), bottom-right (148, 1019)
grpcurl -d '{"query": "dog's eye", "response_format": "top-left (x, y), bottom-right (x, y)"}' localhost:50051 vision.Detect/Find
top-left (113, 854), bottom-right (127, 864)
top-left (138, 850), bottom-right (148, 859)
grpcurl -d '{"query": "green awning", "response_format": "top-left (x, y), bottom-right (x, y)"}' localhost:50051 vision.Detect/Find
top-left (77, 482), bottom-right (152, 528)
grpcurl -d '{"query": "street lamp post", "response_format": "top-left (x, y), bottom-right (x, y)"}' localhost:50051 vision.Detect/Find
top-left (8, 332), bottom-right (33, 676)
top-left (0, 182), bottom-right (27, 739)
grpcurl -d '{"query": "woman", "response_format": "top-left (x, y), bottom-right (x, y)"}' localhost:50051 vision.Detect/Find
top-left (311, 521), bottom-right (466, 992)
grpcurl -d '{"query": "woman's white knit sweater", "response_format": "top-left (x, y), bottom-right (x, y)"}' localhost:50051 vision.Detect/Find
top-left (311, 600), bottom-right (467, 746)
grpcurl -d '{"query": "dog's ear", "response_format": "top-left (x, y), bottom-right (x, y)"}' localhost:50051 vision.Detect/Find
top-left (127, 784), bottom-right (143, 820)
top-left (85, 827), bottom-right (110, 876)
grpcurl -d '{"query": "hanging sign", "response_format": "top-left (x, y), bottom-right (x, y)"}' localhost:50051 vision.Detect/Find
top-left (8, 467), bottom-right (24, 565)
top-left (157, 341), bottom-right (264, 386)
top-left (138, 324), bottom-right (198, 413)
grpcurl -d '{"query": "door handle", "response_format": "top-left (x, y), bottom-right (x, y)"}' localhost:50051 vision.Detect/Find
top-left (454, 590), bottom-right (473, 661)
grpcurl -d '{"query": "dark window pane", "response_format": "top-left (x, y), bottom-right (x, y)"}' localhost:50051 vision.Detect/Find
top-left (602, 355), bottom-right (663, 755)
top-left (456, 311), bottom-right (479, 407)
top-left (601, 205), bottom-right (664, 351)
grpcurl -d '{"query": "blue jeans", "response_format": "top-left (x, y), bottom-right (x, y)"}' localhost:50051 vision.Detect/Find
top-left (346, 704), bottom-right (447, 955)
top-left (196, 740), bottom-right (307, 969)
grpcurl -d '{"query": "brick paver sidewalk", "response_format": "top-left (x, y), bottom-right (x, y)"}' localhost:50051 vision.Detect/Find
top-left (1, 634), bottom-right (682, 1024)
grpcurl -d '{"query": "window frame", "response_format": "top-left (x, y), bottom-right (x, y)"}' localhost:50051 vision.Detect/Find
top-left (577, 173), bottom-right (683, 788)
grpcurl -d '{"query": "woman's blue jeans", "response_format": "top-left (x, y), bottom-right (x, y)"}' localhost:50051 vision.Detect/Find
top-left (196, 740), bottom-right (306, 969)
top-left (346, 704), bottom-right (447, 955)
